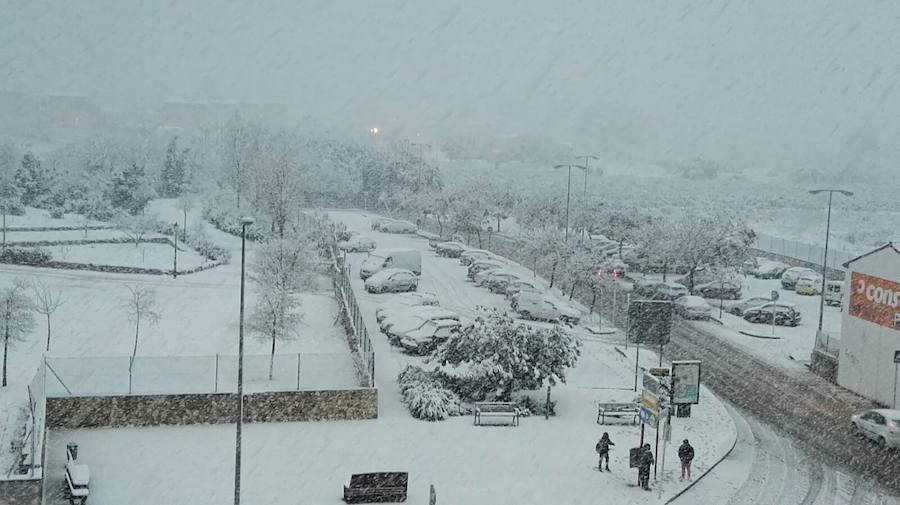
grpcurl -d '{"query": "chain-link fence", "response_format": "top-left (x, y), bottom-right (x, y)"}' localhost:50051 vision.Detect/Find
top-left (43, 352), bottom-right (368, 397)
top-left (752, 232), bottom-right (854, 272)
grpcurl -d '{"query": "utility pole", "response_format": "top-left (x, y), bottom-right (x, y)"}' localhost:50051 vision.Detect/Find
top-left (808, 189), bottom-right (853, 334)
top-left (574, 155), bottom-right (599, 198)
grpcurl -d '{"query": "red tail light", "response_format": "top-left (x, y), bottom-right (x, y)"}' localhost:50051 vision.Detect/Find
top-left (889, 420), bottom-right (897, 431)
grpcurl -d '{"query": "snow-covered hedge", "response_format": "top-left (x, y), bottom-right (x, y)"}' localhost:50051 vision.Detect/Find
top-left (157, 223), bottom-right (231, 263)
top-left (0, 247), bottom-right (51, 265)
top-left (201, 191), bottom-right (270, 242)
top-left (397, 365), bottom-right (462, 421)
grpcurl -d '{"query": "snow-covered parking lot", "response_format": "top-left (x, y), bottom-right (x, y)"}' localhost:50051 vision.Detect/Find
top-left (42, 210), bottom-right (737, 505)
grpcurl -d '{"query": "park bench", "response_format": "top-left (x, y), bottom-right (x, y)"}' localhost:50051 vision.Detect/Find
top-left (474, 401), bottom-right (520, 426)
top-left (64, 443), bottom-right (90, 505)
top-left (342, 472), bottom-right (408, 503)
top-left (596, 402), bottom-right (639, 425)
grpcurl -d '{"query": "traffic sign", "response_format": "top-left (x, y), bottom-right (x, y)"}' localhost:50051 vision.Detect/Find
top-left (639, 406), bottom-right (659, 428)
top-left (641, 389), bottom-right (659, 412)
top-left (894, 350), bottom-right (900, 364)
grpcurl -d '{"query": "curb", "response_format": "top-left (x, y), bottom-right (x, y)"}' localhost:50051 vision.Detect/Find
top-left (738, 330), bottom-right (782, 340)
top-left (664, 394), bottom-right (740, 504)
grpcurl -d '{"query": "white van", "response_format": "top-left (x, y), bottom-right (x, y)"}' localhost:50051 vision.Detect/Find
top-left (360, 248), bottom-right (422, 279)
top-left (824, 280), bottom-right (844, 307)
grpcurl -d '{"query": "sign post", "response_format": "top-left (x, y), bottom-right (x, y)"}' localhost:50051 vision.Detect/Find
top-left (894, 350), bottom-right (900, 408)
top-left (770, 290), bottom-right (779, 337)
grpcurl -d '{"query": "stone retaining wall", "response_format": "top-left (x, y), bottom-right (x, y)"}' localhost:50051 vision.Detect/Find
top-left (0, 477), bottom-right (41, 505)
top-left (46, 388), bottom-right (377, 429)
top-left (810, 349), bottom-right (839, 383)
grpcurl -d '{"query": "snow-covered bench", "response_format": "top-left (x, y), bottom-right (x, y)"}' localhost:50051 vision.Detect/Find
top-left (596, 402), bottom-right (638, 425)
top-left (474, 401), bottom-right (520, 426)
top-left (342, 472), bottom-right (408, 503)
top-left (64, 443), bottom-right (90, 505)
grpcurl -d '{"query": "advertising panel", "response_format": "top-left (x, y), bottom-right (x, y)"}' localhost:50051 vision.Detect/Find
top-left (671, 360), bottom-right (701, 405)
top-left (849, 272), bottom-right (900, 331)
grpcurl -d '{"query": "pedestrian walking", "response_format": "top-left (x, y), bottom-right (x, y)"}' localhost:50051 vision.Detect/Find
top-left (595, 432), bottom-right (615, 471)
top-left (679, 439), bottom-right (694, 481)
top-left (638, 444), bottom-right (654, 491)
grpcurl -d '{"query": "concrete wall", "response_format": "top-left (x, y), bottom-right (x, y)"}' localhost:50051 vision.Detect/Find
top-left (0, 478), bottom-right (41, 505)
top-left (810, 349), bottom-right (839, 383)
top-left (46, 389), bottom-right (378, 430)
top-left (837, 246), bottom-right (900, 406)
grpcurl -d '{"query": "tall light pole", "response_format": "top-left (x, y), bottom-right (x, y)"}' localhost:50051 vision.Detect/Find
top-left (554, 164), bottom-right (586, 242)
top-left (234, 216), bottom-right (254, 505)
top-left (574, 155), bottom-right (599, 198)
top-left (172, 222), bottom-right (178, 279)
top-left (808, 189), bottom-right (853, 334)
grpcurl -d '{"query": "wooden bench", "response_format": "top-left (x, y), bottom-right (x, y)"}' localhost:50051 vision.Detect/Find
top-left (64, 443), bottom-right (90, 505)
top-left (474, 401), bottom-right (520, 426)
top-left (342, 472), bottom-right (408, 503)
top-left (596, 402), bottom-right (638, 425)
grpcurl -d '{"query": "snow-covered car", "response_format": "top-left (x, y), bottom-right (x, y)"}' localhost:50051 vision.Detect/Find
top-left (692, 280), bottom-right (742, 300)
top-left (674, 295), bottom-right (712, 320)
top-left (754, 260), bottom-right (789, 279)
top-left (381, 220), bottom-right (417, 234)
top-left (743, 302), bottom-right (801, 326)
top-left (337, 236), bottom-right (377, 253)
top-left (728, 296), bottom-right (771, 317)
top-left (398, 318), bottom-right (463, 355)
top-left (513, 292), bottom-right (581, 324)
top-left (434, 241), bottom-right (467, 258)
top-left (467, 259), bottom-right (506, 280)
top-left (375, 293), bottom-right (440, 322)
top-left (474, 268), bottom-right (516, 287)
top-left (371, 217), bottom-right (394, 231)
top-left (384, 310), bottom-right (461, 343)
top-left (505, 279), bottom-right (543, 299)
top-left (794, 275), bottom-right (823, 296)
top-left (652, 281), bottom-right (689, 300)
top-left (364, 268), bottom-right (418, 294)
top-left (380, 306), bottom-right (460, 333)
top-left (484, 271), bottom-right (523, 294)
top-left (459, 249), bottom-right (496, 266)
top-left (780, 267), bottom-right (818, 290)
top-left (851, 409), bottom-right (900, 449)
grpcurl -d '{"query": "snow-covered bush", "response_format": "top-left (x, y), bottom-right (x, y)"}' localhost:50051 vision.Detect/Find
top-left (201, 190), bottom-right (270, 241)
top-left (515, 394), bottom-right (556, 417)
top-left (157, 222), bottom-right (231, 263)
top-left (397, 365), bottom-right (462, 421)
top-left (0, 248), bottom-right (51, 266)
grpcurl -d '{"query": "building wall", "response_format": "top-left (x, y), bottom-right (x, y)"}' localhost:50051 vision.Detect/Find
top-left (46, 389), bottom-right (378, 430)
top-left (837, 247), bottom-right (900, 406)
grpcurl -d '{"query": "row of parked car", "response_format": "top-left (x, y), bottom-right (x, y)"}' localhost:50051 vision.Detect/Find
top-left (373, 292), bottom-right (462, 355)
top-left (370, 217), bottom-right (418, 234)
top-left (432, 240), bottom-right (583, 325)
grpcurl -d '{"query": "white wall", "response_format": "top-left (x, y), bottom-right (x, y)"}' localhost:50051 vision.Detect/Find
top-left (837, 246), bottom-right (900, 407)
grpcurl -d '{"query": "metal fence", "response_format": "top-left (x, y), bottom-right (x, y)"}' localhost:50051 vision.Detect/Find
top-left (752, 232), bottom-right (854, 272)
top-left (43, 352), bottom-right (368, 397)
top-left (814, 330), bottom-right (842, 357)
top-left (4, 366), bottom-right (46, 479)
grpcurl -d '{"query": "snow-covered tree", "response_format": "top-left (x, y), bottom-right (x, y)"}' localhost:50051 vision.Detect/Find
top-left (122, 285), bottom-right (160, 392)
top-left (160, 136), bottom-right (189, 197)
top-left (522, 227), bottom-right (567, 287)
top-left (430, 308), bottom-right (580, 400)
top-left (221, 113), bottom-right (261, 208)
top-left (15, 152), bottom-right (50, 207)
top-left (110, 162), bottom-right (155, 215)
top-left (248, 237), bottom-right (316, 379)
top-left (668, 213), bottom-right (755, 289)
top-left (32, 281), bottom-right (63, 353)
top-left (176, 193), bottom-right (194, 241)
top-left (115, 213), bottom-right (158, 247)
top-left (255, 131), bottom-right (301, 238)
top-left (1, 279), bottom-right (34, 387)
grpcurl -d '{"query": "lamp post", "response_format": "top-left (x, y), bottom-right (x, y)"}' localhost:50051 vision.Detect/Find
top-left (808, 189), bottom-right (853, 334)
top-left (574, 155), bottom-right (599, 198)
top-left (554, 164), bottom-right (586, 243)
top-left (234, 216), bottom-right (254, 505)
top-left (172, 222), bottom-right (178, 279)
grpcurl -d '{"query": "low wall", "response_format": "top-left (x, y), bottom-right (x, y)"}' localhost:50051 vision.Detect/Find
top-left (750, 248), bottom-right (845, 279)
top-left (0, 477), bottom-right (41, 505)
top-left (810, 349), bottom-right (839, 383)
top-left (46, 389), bottom-right (377, 429)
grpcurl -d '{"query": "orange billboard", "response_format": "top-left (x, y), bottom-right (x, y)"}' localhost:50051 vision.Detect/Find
top-left (849, 272), bottom-right (900, 331)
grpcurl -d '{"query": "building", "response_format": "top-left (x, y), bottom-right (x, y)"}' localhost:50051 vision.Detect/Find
top-left (837, 243), bottom-right (900, 407)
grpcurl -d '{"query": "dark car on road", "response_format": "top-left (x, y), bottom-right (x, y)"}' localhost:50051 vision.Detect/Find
top-left (743, 302), bottom-right (801, 327)
top-left (692, 280), bottom-right (742, 300)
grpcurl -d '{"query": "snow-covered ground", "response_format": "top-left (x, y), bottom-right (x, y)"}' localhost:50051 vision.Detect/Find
top-left (3, 229), bottom-right (130, 243)
top-left (52, 242), bottom-right (209, 270)
top-left (40, 209), bottom-right (737, 505)
top-left (0, 199), bottom-right (353, 475)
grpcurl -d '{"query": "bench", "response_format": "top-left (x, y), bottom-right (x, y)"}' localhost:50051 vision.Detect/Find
top-left (342, 472), bottom-right (408, 503)
top-left (64, 443), bottom-right (90, 505)
top-left (474, 401), bottom-right (520, 426)
top-left (596, 402), bottom-right (639, 425)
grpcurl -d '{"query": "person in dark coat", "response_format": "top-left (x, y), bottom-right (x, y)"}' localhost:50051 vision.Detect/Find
top-left (679, 439), bottom-right (695, 480)
top-left (638, 443), bottom-right (654, 490)
top-left (595, 432), bottom-right (615, 471)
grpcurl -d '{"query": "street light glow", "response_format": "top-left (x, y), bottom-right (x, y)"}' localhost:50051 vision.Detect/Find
top-left (370, 127), bottom-right (380, 135)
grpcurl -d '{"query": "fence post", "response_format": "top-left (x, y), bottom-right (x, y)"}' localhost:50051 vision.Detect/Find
top-left (214, 354), bottom-right (219, 393)
top-left (297, 353), bottom-right (301, 390)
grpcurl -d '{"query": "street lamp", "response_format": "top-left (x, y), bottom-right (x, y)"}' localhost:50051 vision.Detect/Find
top-left (172, 222), bottom-right (178, 279)
top-left (574, 155), bottom-right (599, 198)
top-left (234, 216), bottom-right (254, 505)
top-left (808, 189), bottom-right (853, 334)
top-left (554, 164), bottom-right (587, 242)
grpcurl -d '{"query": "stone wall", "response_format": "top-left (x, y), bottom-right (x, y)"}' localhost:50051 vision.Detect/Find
top-left (810, 349), bottom-right (839, 383)
top-left (46, 389), bottom-right (378, 429)
top-left (0, 477), bottom-right (41, 505)
top-left (750, 248), bottom-right (845, 279)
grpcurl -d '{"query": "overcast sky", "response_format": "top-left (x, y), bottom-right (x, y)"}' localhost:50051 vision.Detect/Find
top-left (2, 0), bottom-right (900, 172)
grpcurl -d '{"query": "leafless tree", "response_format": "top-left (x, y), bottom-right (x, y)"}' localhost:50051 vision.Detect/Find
top-left (121, 285), bottom-right (160, 392)
top-left (115, 212), bottom-right (158, 247)
top-left (1, 279), bottom-right (34, 387)
top-left (176, 194), bottom-right (194, 241)
top-left (32, 281), bottom-right (63, 352)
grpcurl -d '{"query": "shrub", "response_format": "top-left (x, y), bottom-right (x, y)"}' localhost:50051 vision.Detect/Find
top-left (397, 365), bottom-right (462, 421)
top-left (0, 200), bottom-right (25, 216)
top-left (0, 248), bottom-right (51, 265)
top-left (201, 191), bottom-right (269, 241)
top-left (48, 207), bottom-right (65, 219)
top-left (156, 222), bottom-right (231, 263)
top-left (515, 394), bottom-right (556, 417)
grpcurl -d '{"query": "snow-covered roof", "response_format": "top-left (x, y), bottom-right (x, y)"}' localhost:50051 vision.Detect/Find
top-left (842, 242), bottom-right (899, 268)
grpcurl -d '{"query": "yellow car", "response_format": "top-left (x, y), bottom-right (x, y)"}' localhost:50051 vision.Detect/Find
top-left (795, 276), bottom-right (822, 296)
